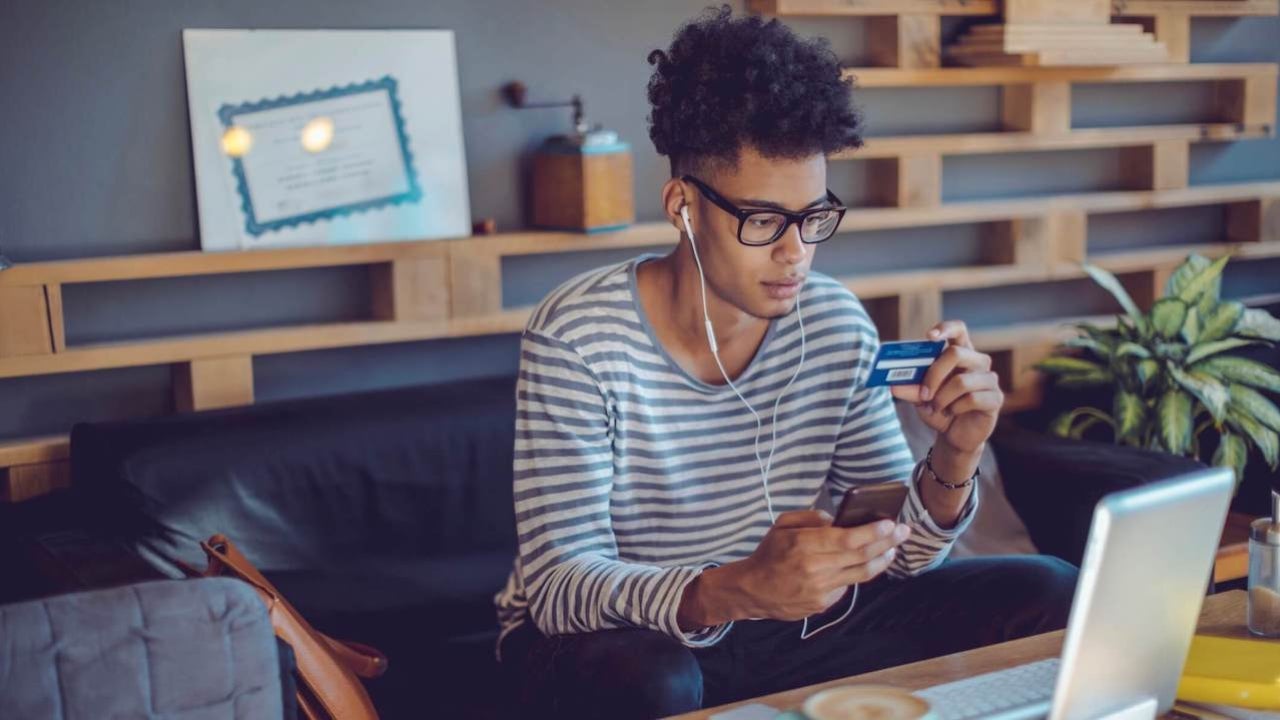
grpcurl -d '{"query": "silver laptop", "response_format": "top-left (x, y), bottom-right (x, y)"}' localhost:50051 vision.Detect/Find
top-left (916, 467), bottom-right (1235, 720)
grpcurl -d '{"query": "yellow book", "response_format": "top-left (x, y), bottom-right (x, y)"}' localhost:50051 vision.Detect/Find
top-left (1177, 635), bottom-right (1280, 710)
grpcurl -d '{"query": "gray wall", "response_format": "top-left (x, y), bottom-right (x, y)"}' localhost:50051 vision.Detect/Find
top-left (0, 1), bottom-right (1277, 439)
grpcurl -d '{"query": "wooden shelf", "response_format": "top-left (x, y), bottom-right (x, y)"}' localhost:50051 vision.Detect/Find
top-left (847, 123), bottom-right (1272, 160)
top-left (0, 311), bottom-right (533, 380)
top-left (6, 182), bottom-right (1269, 292)
top-left (749, 0), bottom-right (1278, 17)
top-left (2, 181), bottom-right (1275, 381)
top-left (842, 264), bottom-right (1050, 298)
top-left (0, 225), bottom-right (674, 288)
top-left (0, 434), bottom-right (72, 503)
top-left (1083, 238), bottom-right (1280, 274)
top-left (753, 2), bottom-right (1276, 69)
top-left (840, 181), bottom-right (1280, 231)
top-left (0, 266), bottom-right (1062, 380)
top-left (844, 63), bottom-right (1276, 87)
top-left (749, 0), bottom-right (997, 14)
top-left (1120, 1), bottom-right (1279, 15)
top-left (0, 434), bottom-right (70, 467)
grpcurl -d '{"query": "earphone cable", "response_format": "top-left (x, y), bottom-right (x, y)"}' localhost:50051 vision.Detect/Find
top-left (681, 207), bottom-right (857, 639)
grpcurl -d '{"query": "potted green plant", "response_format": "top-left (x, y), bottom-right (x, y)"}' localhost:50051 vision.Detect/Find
top-left (1037, 254), bottom-right (1280, 486)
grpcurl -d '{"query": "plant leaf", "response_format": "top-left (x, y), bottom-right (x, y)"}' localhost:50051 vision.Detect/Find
top-left (1211, 430), bottom-right (1248, 487)
top-left (1056, 372), bottom-right (1115, 388)
top-left (1153, 343), bottom-right (1188, 363)
top-left (1116, 316), bottom-right (1133, 339)
top-left (1197, 290), bottom-right (1220, 322)
top-left (1194, 356), bottom-right (1280, 393)
top-left (1070, 415), bottom-right (1110, 440)
top-left (1036, 357), bottom-right (1108, 376)
top-left (1136, 358), bottom-right (1161, 390)
top-left (1185, 338), bottom-right (1264, 366)
top-left (1049, 407), bottom-right (1114, 438)
top-left (1181, 306), bottom-right (1201, 345)
top-left (1113, 390), bottom-right (1146, 441)
top-left (1073, 323), bottom-right (1121, 348)
top-left (1227, 409), bottom-right (1280, 470)
top-left (1062, 336), bottom-right (1112, 359)
top-left (1114, 342), bottom-right (1151, 359)
top-left (1237, 308), bottom-right (1280, 342)
top-left (1165, 253), bottom-right (1211, 298)
top-left (1151, 298), bottom-right (1189, 339)
top-left (1175, 254), bottom-right (1231, 306)
top-left (1228, 383), bottom-right (1280, 433)
top-left (1049, 411), bottom-right (1075, 438)
top-left (1083, 264), bottom-right (1146, 330)
top-left (1157, 389), bottom-right (1194, 455)
top-left (1169, 365), bottom-right (1230, 423)
top-left (1198, 301), bottom-right (1244, 344)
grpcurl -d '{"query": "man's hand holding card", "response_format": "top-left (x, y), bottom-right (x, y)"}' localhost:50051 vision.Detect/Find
top-left (868, 321), bottom-right (1003, 468)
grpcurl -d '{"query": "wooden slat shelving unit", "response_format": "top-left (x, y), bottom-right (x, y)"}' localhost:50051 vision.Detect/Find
top-left (2, 2), bottom-right (1277, 511)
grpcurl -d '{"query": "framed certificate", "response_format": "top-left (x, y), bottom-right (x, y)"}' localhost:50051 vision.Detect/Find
top-left (184, 30), bottom-right (471, 251)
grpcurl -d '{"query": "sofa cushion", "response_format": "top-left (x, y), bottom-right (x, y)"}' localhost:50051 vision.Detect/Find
top-left (70, 376), bottom-right (519, 577)
top-left (268, 549), bottom-right (514, 641)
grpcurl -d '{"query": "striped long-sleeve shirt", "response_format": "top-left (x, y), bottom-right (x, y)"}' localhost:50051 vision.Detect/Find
top-left (494, 254), bottom-right (977, 654)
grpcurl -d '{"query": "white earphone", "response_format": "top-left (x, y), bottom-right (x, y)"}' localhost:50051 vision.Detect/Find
top-left (680, 203), bottom-right (857, 639)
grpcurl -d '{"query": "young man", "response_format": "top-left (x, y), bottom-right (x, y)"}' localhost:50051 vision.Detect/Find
top-left (495, 7), bottom-right (1078, 718)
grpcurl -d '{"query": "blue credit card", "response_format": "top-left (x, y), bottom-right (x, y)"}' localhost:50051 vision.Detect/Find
top-left (866, 340), bottom-right (946, 387)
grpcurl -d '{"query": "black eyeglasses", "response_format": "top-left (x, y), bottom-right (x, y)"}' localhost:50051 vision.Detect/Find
top-left (682, 175), bottom-right (847, 247)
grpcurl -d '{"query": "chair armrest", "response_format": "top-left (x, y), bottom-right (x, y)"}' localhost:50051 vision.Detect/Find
top-left (991, 421), bottom-right (1204, 566)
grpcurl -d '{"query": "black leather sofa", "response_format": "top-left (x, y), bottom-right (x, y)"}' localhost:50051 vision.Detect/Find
top-left (67, 376), bottom-right (522, 719)
top-left (5, 369), bottom-right (1231, 719)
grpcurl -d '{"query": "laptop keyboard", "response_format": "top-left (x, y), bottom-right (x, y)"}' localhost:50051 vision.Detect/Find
top-left (914, 658), bottom-right (1061, 720)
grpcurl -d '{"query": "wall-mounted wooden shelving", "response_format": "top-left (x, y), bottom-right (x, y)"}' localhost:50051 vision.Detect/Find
top-left (2, 1), bottom-right (1277, 503)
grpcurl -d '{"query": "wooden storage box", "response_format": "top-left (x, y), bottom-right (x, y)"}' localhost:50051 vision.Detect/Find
top-left (531, 138), bottom-right (634, 233)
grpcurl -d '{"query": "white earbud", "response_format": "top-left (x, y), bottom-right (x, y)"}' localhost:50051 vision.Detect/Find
top-left (682, 205), bottom-right (720, 354)
top-left (680, 199), bottom-right (854, 640)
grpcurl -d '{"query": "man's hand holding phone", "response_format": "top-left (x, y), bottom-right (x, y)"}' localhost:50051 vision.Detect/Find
top-left (678, 509), bottom-right (911, 629)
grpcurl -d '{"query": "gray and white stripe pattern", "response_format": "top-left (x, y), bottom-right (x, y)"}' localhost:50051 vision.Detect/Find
top-left (494, 254), bottom-right (977, 655)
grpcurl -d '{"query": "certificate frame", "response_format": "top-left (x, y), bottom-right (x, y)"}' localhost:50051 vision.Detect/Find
top-left (184, 29), bottom-right (471, 252)
top-left (218, 76), bottom-right (423, 237)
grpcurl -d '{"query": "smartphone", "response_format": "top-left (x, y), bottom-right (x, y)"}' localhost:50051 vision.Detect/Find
top-left (834, 481), bottom-right (910, 528)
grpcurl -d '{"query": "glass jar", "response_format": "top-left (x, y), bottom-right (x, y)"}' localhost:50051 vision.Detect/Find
top-left (1248, 502), bottom-right (1280, 637)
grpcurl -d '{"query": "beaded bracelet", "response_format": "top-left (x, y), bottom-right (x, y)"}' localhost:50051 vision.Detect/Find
top-left (925, 446), bottom-right (979, 490)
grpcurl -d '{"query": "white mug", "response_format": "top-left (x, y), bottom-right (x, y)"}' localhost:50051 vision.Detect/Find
top-left (803, 684), bottom-right (937, 720)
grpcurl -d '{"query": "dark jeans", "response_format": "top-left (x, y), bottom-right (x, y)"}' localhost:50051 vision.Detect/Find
top-left (499, 555), bottom-right (1079, 720)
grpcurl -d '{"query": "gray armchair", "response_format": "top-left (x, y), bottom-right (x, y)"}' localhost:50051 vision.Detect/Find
top-left (0, 577), bottom-right (286, 720)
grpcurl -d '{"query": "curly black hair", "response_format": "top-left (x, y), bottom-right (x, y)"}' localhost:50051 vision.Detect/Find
top-left (646, 5), bottom-right (863, 177)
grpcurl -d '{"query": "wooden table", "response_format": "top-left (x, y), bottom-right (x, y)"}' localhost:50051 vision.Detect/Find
top-left (671, 591), bottom-right (1256, 720)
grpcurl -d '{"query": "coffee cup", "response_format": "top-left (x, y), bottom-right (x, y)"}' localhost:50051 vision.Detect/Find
top-left (802, 684), bottom-right (936, 720)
